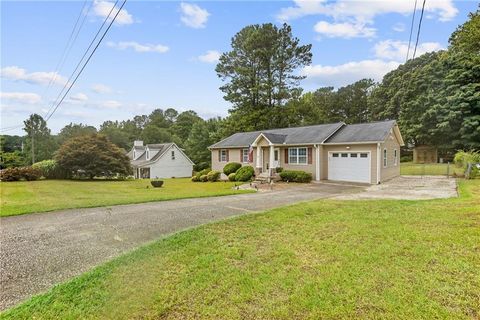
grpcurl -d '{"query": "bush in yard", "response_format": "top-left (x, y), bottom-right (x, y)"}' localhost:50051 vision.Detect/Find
top-left (223, 162), bottom-right (242, 175)
top-left (191, 175), bottom-right (200, 182)
top-left (275, 167), bottom-right (283, 173)
top-left (199, 174), bottom-right (208, 182)
top-left (228, 172), bottom-right (236, 181)
top-left (195, 168), bottom-right (211, 179)
top-left (235, 165), bottom-right (254, 182)
top-left (32, 160), bottom-right (67, 179)
top-left (280, 170), bottom-right (312, 183)
top-left (0, 166), bottom-right (42, 181)
top-left (454, 150), bottom-right (480, 169)
top-left (55, 134), bottom-right (131, 179)
top-left (207, 170), bottom-right (221, 182)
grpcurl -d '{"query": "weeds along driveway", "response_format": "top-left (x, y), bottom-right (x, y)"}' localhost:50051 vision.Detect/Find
top-left (0, 183), bottom-right (361, 310)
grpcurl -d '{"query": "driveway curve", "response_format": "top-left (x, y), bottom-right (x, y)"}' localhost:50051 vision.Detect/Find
top-left (0, 183), bottom-right (361, 310)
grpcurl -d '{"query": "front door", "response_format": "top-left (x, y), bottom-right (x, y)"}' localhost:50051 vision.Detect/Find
top-left (273, 148), bottom-right (280, 168)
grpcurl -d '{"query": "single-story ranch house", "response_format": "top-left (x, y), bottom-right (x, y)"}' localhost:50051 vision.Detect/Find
top-left (127, 141), bottom-right (194, 179)
top-left (209, 120), bottom-right (404, 184)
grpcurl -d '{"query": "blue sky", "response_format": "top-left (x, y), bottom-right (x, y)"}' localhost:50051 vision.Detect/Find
top-left (1, 0), bottom-right (477, 135)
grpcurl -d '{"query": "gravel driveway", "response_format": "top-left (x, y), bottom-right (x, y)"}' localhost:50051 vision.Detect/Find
top-left (0, 183), bottom-right (361, 310)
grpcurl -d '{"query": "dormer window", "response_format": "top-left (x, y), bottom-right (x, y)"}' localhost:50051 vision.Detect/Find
top-left (146, 148), bottom-right (150, 160)
top-left (133, 150), bottom-right (136, 159)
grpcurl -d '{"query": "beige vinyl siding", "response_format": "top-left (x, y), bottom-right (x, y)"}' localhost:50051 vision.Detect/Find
top-left (322, 144), bottom-right (378, 184)
top-left (211, 148), bottom-right (253, 173)
top-left (280, 146), bottom-right (316, 177)
top-left (380, 132), bottom-right (401, 182)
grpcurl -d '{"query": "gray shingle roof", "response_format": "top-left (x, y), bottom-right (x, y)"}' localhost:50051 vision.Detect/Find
top-left (325, 120), bottom-right (396, 144)
top-left (129, 143), bottom-right (173, 166)
top-left (209, 120), bottom-right (398, 148)
top-left (209, 122), bottom-right (344, 148)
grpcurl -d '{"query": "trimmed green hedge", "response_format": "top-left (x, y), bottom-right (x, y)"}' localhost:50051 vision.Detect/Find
top-left (235, 166), bottom-right (255, 182)
top-left (279, 170), bottom-right (312, 183)
top-left (207, 170), bottom-right (221, 182)
top-left (223, 162), bottom-right (242, 175)
top-left (228, 173), bottom-right (236, 181)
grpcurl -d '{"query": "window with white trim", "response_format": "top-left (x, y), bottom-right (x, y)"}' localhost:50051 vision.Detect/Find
top-left (383, 149), bottom-right (387, 167)
top-left (242, 149), bottom-right (249, 163)
top-left (171, 150), bottom-right (175, 160)
top-left (146, 149), bottom-right (150, 160)
top-left (220, 149), bottom-right (227, 162)
top-left (288, 147), bottom-right (307, 164)
top-left (394, 149), bottom-right (398, 166)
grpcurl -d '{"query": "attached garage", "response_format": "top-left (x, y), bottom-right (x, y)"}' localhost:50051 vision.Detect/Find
top-left (328, 152), bottom-right (371, 183)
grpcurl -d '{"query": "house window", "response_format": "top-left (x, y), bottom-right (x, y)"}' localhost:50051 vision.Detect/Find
top-left (242, 149), bottom-right (249, 163)
top-left (394, 149), bottom-right (398, 166)
top-left (350, 153), bottom-right (358, 158)
top-left (341, 153), bottom-right (348, 158)
top-left (146, 149), bottom-right (150, 160)
top-left (220, 149), bottom-right (227, 162)
top-left (332, 153), bottom-right (339, 157)
top-left (171, 150), bottom-right (175, 160)
top-left (360, 153), bottom-right (368, 158)
top-left (383, 149), bottom-right (387, 167)
top-left (288, 147), bottom-right (307, 164)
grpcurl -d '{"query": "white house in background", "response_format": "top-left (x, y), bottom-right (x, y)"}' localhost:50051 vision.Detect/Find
top-left (127, 141), bottom-right (194, 179)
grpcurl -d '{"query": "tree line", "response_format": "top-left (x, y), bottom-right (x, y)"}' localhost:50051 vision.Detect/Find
top-left (1, 9), bottom-right (478, 170)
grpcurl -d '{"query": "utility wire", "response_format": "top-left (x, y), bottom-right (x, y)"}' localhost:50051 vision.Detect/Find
top-left (45, 0), bottom-right (120, 120)
top-left (46, 0), bottom-right (127, 122)
top-left (406, 0), bottom-right (418, 62)
top-left (43, 0), bottom-right (91, 98)
top-left (412, 0), bottom-right (427, 60)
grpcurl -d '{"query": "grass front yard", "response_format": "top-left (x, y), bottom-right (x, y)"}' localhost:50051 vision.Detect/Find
top-left (401, 162), bottom-right (464, 176)
top-left (0, 179), bottom-right (253, 217)
top-left (2, 180), bottom-right (479, 319)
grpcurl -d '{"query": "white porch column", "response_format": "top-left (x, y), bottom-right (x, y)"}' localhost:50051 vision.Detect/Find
top-left (269, 145), bottom-right (275, 175)
top-left (315, 145), bottom-right (320, 181)
top-left (256, 145), bottom-right (262, 169)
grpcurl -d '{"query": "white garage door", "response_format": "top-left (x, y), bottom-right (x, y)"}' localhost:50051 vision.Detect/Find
top-left (328, 152), bottom-right (371, 183)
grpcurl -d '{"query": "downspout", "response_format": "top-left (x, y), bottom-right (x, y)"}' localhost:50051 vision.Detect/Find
top-left (314, 144), bottom-right (320, 181)
top-left (377, 143), bottom-right (381, 184)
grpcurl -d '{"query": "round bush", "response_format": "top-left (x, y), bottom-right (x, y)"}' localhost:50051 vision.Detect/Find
top-left (191, 175), bottom-right (199, 182)
top-left (223, 162), bottom-right (242, 175)
top-left (207, 170), bottom-right (221, 182)
top-left (32, 160), bottom-right (67, 179)
top-left (0, 166), bottom-right (42, 182)
top-left (228, 172), bottom-right (236, 181)
top-left (279, 170), bottom-right (312, 183)
top-left (199, 174), bottom-right (208, 182)
top-left (235, 165), bottom-right (254, 182)
top-left (195, 168), bottom-right (211, 179)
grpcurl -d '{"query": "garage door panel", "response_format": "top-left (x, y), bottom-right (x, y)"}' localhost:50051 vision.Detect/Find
top-left (328, 152), bottom-right (370, 183)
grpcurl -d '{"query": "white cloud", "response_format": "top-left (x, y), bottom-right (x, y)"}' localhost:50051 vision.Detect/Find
top-left (374, 40), bottom-right (443, 61)
top-left (180, 3), bottom-right (210, 29)
top-left (70, 92), bottom-right (89, 101)
top-left (107, 41), bottom-right (169, 53)
top-left (0, 92), bottom-right (42, 104)
top-left (92, 0), bottom-right (134, 25)
top-left (92, 83), bottom-right (112, 94)
top-left (314, 21), bottom-right (375, 38)
top-left (277, 0), bottom-right (458, 22)
top-left (392, 22), bottom-right (405, 32)
top-left (101, 100), bottom-right (122, 109)
top-left (198, 50), bottom-right (221, 63)
top-left (302, 59), bottom-right (401, 87)
top-left (0, 66), bottom-right (67, 86)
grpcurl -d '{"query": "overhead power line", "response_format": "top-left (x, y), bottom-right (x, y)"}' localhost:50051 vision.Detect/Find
top-left (412, 0), bottom-right (427, 60)
top-left (45, 0), bottom-right (121, 120)
top-left (46, 0), bottom-right (128, 122)
top-left (406, 0), bottom-right (418, 62)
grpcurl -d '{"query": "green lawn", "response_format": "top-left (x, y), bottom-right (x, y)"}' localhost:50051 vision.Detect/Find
top-left (401, 162), bottom-right (464, 176)
top-left (0, 179), bottom-right (253, 217)
top-left (2, 180), bottom-right (479, 319)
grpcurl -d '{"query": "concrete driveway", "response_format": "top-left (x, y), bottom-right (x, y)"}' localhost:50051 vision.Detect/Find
top-left (0, 182), bottom-right (361, 310)
top-left (333, 176), bottom-right (458, 200)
